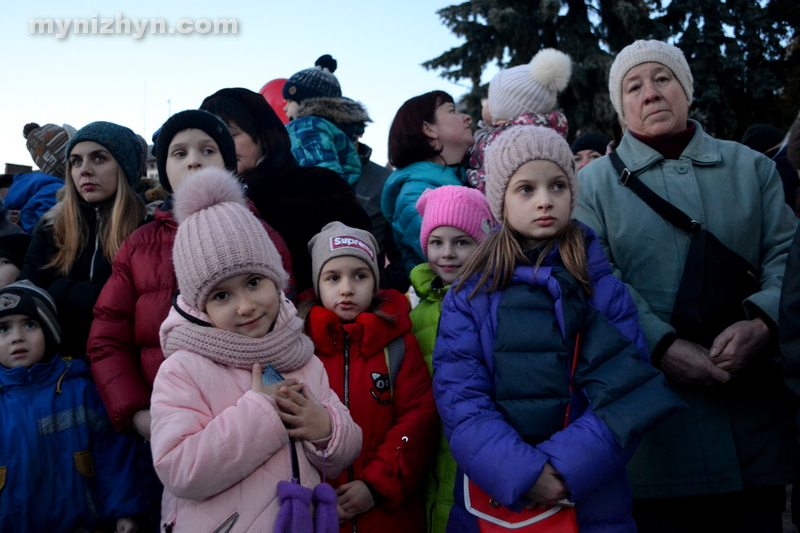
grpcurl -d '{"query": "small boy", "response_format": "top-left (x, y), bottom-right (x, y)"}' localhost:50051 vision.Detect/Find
top-left (283, 54), bottom-right (371, 186)
top-left (467, 48), bottom-right (572, 192)
top-left (0, 281), bottom-right (143, 532)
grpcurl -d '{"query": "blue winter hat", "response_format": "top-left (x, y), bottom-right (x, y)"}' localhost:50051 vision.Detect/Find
top-left (66, 121), bottom-right (143, 185)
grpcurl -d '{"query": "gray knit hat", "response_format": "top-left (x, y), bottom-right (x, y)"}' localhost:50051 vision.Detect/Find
top-left (282, 55), bottom-right (342, 105)
top-left (66, 121), bottom-right (143, 185)
top-left (308, 222), bottom-right (379, 297)
top-left (485, 126), bottom-right (577, 223)
top-left (609, 40), bottom-right (693, 119)
top-left (172, 166), bottom-right (288, 311)
top-left (488, 49), bottom-right (572, 123)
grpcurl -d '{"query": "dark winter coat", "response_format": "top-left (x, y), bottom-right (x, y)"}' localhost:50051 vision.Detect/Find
top-left (0, 356), bottom-right (144, 532)
top-left (433, 225), bottom-right (683, 533)
top-left (243, 163), bottom-right (370, 293)
top-left (306, 289), bottom-right (439, 533)
top-left (88, 200), bottom-right (294, 432)
top-left (20, 199), bottom-right (119, 360)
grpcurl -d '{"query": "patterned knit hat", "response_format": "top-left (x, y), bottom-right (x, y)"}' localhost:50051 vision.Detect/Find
top-left (0, 280), bottom-right (61, 359)
top-left (23, 123), bottom-right (69, 179)
top-left (282, 55), bottom-right (342, 104)
top-left (485, 125), bottom-right (577, 223)
top-left (307, 222), bottom-right (379, 297)
top-left (155, 110), bottom-right (239, 192)
top-left (488, 49), bottom-right (572, 123)
top-left (172, 166), bottom-right (288, 311)
top-left (66, 121), bottom-right (143, 185)
top-left (416, 185), bottom-right (494, 256)
top-left (609, 40), bottom-right (693, 119)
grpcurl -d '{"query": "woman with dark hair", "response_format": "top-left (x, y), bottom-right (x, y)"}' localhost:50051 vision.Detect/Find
top-left (200, 87), bottom-right (370, 292)
top-left (381, 91), bottom-right (474, 275)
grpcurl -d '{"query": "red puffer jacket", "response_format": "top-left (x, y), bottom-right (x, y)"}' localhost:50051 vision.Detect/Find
top-left (305, 289), bottom-right (438, 533)
top-left (88, 202), bottom-right (294, 433)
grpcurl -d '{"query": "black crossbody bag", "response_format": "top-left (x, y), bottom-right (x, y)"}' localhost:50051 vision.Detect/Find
top-left (609, 151), bottom-right (760, 348)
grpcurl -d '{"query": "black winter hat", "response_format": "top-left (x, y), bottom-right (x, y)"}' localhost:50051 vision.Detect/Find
top-left (0, 234), bottom-right (32, 269)
top-left (282, 55), bottom-right (342, 104)
top-left (741, 124), bottom-right (785, 155)
top-left (154, 110), bottom-right (239, 192)
top-left (571, 133), bottom-right (609, 155)
top-left (0, 280), bottom-right (61, 360)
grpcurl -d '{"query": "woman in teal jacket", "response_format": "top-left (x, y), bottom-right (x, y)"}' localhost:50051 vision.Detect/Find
top-left (381, 91), bottom-right (474, 275)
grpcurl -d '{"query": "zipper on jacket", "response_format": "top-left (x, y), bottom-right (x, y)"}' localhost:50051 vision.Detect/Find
top-left (89, 207), bottom-right (101, 281)
top-left (343, 331), bottom-right (358, 533)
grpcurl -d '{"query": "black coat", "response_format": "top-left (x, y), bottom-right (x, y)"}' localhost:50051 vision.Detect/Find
top-left (244, 163), bottom-right (371, 293)
top-left (20, 200), bottom-right (114, 360)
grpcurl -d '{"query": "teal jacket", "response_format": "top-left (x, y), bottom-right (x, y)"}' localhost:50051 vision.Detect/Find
top-left (409, 263), bottom-right (456, 533)
top-left (381, 162), bottom-right (465, 275)
top-left (575, 120), bottom-right (800, 498)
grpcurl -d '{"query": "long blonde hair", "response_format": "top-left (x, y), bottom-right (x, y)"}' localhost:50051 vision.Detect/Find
top-left (455, 220), bottom-right (593, 299)
top-left (45, 162), bottom-right (145, 276)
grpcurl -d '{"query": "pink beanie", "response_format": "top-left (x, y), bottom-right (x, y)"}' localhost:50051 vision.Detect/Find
top-left (416, 185), bottom-right (494, 256)
top-left (172, 166), bottom-right (288, 311)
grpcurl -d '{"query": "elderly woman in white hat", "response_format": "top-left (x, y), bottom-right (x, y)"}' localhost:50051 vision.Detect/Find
top-left (575, 39), bottom-right (799, 533)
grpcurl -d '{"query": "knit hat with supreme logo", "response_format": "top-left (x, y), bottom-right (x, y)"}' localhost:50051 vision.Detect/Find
top-left (307, 222), bottom-right (380, 297)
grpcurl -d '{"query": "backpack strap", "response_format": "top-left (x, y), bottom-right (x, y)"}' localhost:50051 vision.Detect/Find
top-left (383, 335), bottom-right (406, 400)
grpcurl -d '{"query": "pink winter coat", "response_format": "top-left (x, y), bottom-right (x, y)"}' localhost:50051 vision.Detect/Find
top-left (151, 306), bottom-right (363, 532)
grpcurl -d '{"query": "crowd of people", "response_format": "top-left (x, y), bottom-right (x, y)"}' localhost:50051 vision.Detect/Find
top-left (1, 39), bottom-right (800, 533)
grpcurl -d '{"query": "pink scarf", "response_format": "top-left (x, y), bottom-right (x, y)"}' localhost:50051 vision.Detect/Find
top-left (163, 294), bottom-right (314, 373)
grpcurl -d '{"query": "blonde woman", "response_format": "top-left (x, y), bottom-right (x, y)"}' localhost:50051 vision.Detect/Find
top-left (21, 121), bottom-right (146, 360)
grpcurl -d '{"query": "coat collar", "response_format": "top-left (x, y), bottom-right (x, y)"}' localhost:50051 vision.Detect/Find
top-left (619, 119), bottom-right (720, 173)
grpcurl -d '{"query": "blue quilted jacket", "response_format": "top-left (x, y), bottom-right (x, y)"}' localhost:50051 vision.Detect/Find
top-left (433, 223), bottom-right (683, 533)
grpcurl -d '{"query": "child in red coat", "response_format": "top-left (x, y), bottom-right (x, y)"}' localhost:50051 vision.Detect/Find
top-left (301, 222), bottom-right (439, 533)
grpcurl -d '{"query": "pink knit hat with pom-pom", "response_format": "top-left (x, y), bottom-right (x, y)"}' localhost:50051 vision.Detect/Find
top-left (172, 166), bottom-right (288, 311)
top-left (417, 185), bottom-right (494, 256)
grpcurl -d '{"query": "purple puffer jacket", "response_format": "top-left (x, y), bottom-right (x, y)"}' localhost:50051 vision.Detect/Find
top-left (433, 223), bottom-right (650, 533)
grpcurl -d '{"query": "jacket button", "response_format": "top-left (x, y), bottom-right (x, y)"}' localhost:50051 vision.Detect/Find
top-left (677, 165), bottom-right (687, 174)
top-left (490, 499), bottom-right (500, 508)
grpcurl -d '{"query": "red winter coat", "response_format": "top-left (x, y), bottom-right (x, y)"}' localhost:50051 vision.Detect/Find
top-left (305, 289), bottom-right (438, 533)
top-left (88, 203), bottom-right (294, 433)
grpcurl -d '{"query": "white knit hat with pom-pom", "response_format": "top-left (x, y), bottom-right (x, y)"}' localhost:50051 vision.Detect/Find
top-left (488, 48), bottom-right (572, 123)
top-left (172, 166), bottom-right (288, 311)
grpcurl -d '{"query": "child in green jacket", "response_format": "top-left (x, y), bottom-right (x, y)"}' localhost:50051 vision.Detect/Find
top-left (409, 185), bottom-right (493, 532)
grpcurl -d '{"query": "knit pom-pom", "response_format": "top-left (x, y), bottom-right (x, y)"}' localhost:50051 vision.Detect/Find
top-left (173, 166), bottom-right (247, 224)
top-left (315, 54), bottom-right (337, 74)
top-left (529, 49), bottom-right (572, 93)
top-left (23, 122), bottom-right (40, 139)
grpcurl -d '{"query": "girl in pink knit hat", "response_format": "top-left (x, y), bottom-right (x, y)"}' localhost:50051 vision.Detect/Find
top-left (149, 167), bottom-right (361, 532)
top-left (409, 184), bottom-right (493, 533)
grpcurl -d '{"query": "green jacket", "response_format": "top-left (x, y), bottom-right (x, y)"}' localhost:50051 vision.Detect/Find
top-left (409, 263), bottom-right (456, 533)
top-left (575, 120), bottom-right (800, 498)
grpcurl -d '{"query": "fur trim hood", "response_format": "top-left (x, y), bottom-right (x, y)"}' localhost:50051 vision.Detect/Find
top-left (297, 97), bottom-right (372, 126)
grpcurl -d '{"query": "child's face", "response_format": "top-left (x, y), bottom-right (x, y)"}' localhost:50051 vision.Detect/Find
top-left (204, 274), bottom-right (281, 338)
top-left (573, 149), bottom-right (603, 171)
top-left (503, 160), bottom-right (571, 249)
top-left (0, 258), bottom-right (20, 289)
top-left (165, 129), bottom-right (226, 190)
top-left (426, 225), bottom-right (478, 285)
top-left (0, 314), bottom-right (46, 369)
top-left (318, 256), bottom-right (374, 323)
top-left (69, 141), bottom-right (120, 205)
top-left (283, 100), bottom-right (300, 121)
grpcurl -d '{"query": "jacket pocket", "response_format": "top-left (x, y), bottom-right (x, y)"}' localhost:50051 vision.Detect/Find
top-left (73, 450), bottom-right (95, 477)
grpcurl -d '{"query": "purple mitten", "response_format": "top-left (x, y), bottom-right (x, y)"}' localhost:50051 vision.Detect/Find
top-left (274, 480), bottom-right (313, 533)
top-left (312, 482), bottom-right (339, 533)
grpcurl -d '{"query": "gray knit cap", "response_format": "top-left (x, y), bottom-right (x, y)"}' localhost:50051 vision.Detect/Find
top-left (308, 222), bottom-right (379, 297)
top-left (282, 55), bottom-right (342, 105)
top-left (66, 121), bottom-right (143, 185)
top-left (485, 126), bottom-right (577, 223)
top-left (609, 40), bottom-right (693, 119)
top-left (0, 280), bottom-right (61, 357)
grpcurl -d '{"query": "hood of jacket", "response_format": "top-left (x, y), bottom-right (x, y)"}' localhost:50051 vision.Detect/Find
top-left (296, 96), bottom-right (372, 126)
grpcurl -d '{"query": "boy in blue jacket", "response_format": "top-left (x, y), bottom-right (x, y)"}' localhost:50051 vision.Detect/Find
top-left (0, 281), bottom-right (143, 532)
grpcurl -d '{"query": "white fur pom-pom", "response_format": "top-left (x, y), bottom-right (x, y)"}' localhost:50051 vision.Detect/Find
top-left (529, 49), bottom-right (572, 93)
top-left (173, 167), bottom-right (247, 225)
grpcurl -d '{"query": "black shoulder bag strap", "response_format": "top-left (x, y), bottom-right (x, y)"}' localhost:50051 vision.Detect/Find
top-left (608, 150), bottom-right (701, 235)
